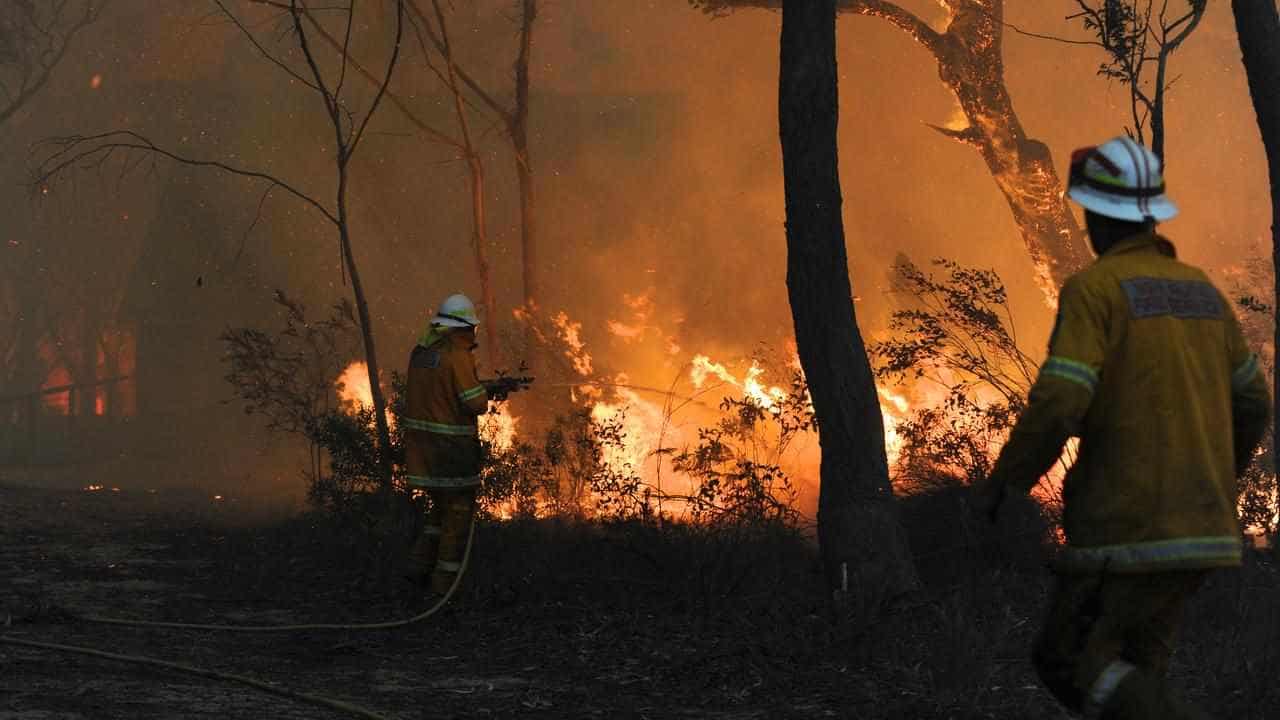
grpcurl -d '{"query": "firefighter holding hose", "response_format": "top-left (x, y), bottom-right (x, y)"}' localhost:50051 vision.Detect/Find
top-left (976, 137), bottom-right (1271, 719)
top-left (402, 293), bottom-right (510, 596)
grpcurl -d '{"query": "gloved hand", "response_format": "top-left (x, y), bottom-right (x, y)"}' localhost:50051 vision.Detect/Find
top-left (482, 381), bottom-right (511, 402)
top-left (972, 477), bottom-right (1008, 524)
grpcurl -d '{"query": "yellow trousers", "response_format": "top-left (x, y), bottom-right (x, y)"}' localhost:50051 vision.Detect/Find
top-left (1033, 570), bottom-right (1211, 719)
top-left (408, 488), bottom-right (476, 595)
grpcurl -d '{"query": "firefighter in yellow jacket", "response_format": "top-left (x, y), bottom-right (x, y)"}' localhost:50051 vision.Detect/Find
top-left (976, 137), bottom-right (1270, 719)
top-left (404, 293), bottom-right (492, 595)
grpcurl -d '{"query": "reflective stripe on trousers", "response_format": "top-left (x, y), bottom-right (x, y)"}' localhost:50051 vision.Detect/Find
top-left (401, 417), bottom-right (476, 435)
top-left (1085, 660), bottom-right (1136, 718)
top-left (405, 474), bottom-right (480, 489)
top-left (1058, 536), bottom-right (1241, 573)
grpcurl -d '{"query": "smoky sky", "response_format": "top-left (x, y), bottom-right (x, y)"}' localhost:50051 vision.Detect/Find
top-left (1, 1), bottom-right (1270, 494)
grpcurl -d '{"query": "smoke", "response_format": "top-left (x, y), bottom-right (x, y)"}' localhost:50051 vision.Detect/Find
top-left (0, 0), bottom-right (1269, 502)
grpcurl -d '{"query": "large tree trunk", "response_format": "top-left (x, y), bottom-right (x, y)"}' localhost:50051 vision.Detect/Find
top-left (1231, 0), bottom-right (1280, 540)
top-left (779, 0), bottom-right (917, 601)
top-left (697, 0), bottom-right (1092, 299)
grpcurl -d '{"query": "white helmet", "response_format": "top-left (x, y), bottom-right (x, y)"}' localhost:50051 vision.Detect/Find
top-left (431, 293), bottom-right (479, 328)
top-left (1067, 136), bottom-right (1178, 223)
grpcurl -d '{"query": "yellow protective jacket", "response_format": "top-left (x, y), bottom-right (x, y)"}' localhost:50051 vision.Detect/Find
top-left (403, 331), bottom-right (489, 489)
top-left (988, 233), bottom-right (1270, 573)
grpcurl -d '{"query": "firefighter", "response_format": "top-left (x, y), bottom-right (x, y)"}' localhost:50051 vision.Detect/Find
top-left (403, 293), bottom-right (494, 596)
top-left (975, 136), bottom-right (1271, 719)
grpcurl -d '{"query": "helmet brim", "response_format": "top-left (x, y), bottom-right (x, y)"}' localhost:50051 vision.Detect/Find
top-left (432, 314), bottom-right (477, 328)
top-left (1068, 184), bottom-right (1178, 223)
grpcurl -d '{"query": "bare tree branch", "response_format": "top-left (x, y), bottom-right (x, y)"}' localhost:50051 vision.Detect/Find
top-left (1003, 21), bottom-right (1101, 47)
top-left (211, 0), bottom-right (322, 92)
top-left (249, 0), bottom-right (461, 147)
top-left (0, 0), bottom-right (106, 127)
top-left (694, 0), bottom-right (1091, 296)
top-left (405, 0), bottom-right (514, 123)
top-left (691, 0), bottom-right (942, 55)
top-left (347, 0), bottom-right (403, 158)
top-left (30, 130), bottom-right (339, 225)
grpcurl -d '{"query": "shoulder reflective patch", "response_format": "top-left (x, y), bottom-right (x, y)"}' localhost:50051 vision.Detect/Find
top-left (410, 347), bottom-right (443, 370)
top-left (1120, 277), bottom-right (1222, 319)
top-left (1040, 356), bottom-right (1099, 393)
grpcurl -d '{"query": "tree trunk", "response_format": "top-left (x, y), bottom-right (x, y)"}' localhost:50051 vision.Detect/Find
top-left (467, 151), bottom-right (500, 367)
top-left (915, 1), bottom-right (1091, 297)
top-left (514, 0), bottom-right (538, 311)
top-left (1231, 0), bottom-right (1280, 542)
top-left (779, 0), bottom-right (917, 601)
top-left (434, 0), bottom-right (501, 368)
top-left (336, 163), bottom-right (394, 488)
top-left (697, 0), bottom-right (1092, 299)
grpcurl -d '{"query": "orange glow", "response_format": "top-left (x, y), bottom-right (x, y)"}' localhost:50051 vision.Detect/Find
top-left (551, 312), bottom-right (593, 376)
top-left (590, 383), bottom-right (675, 482)
top-left (878, 387), bottom-right (910, 472)
top-left (336, 361), bottom-right (372, 409)
top-left (688, 355), bottom-right (788, 411)
top-left (40, 358), bottom-right (72, 415)
top-left (479, 402), bottom-right (518, 451)
top-left (90, 74), bottom-right (103, 89)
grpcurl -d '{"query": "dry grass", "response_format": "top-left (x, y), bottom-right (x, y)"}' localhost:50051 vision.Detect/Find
top-left (3, 482), bottom-right (1277, 718)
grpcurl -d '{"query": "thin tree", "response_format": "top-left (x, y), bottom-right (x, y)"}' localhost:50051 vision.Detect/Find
top-left (1, 0), bottom-right (109, 405)
top-left (779, 0), bottom-right (918, 601)
top-left (406, 0), bottom-right (540, 311)
top-left (0, 0), bottom-right (106, 127)
top-left (1058, 0), bottom-right (1208, 161)
top-left (251, 0), bottom-right (504, 367)
top-left (421, 0), bottom-right (500, 366)
top-left (694, 0), bottom-right (1091, 300)
top-left (1231, 0), bottom-right (1280, 533)
top-left (30, 0), bottom-right (406, 488)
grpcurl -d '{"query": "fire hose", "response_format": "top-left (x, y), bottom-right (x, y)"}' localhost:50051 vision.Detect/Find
top-left (0, 519), bottom-right (477, 720)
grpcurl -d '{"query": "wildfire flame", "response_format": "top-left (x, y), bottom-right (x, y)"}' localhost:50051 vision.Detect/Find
top-left (552, 312), bottom-right (593, 376)
top-left (335, 361), bottom-right (396, 431)
top-left (689, 355), bottom-right (788, 411)
top-left (336, 360), bottom-right (513, 450)
top-left (479, 402), bottom-right (519, 451)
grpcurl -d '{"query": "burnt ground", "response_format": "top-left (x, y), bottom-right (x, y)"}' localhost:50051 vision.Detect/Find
top-left (1, 481), bottom-right (1277, 720)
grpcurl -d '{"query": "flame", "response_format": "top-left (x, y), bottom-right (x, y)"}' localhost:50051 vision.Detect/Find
top-left (336, 362), bottom-right (372, 408)
top-left (84, 485), bottom-right (104, 492)
top-left (607, 321), bottom-right (644, 339)
top-left (480, 402), bottom-right (518, 451)
top-left (336, 361), bottom-right (395, 431)
top-left (552, 312), bottom-right (593, 376)
top-left (607, 292), bottom-right (656, 342)
top-left (878, 386), bottom-right (910, 472)
top-left (590, 382), bottom-right (676, 481)
top-left (689, 355), bottom-right (788, 411)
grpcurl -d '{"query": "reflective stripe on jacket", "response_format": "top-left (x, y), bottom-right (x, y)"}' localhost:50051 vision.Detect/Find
top-left (987, 233), bottom-right (1271, 572)
top-left (403, 331), bottom-right (489, 489)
